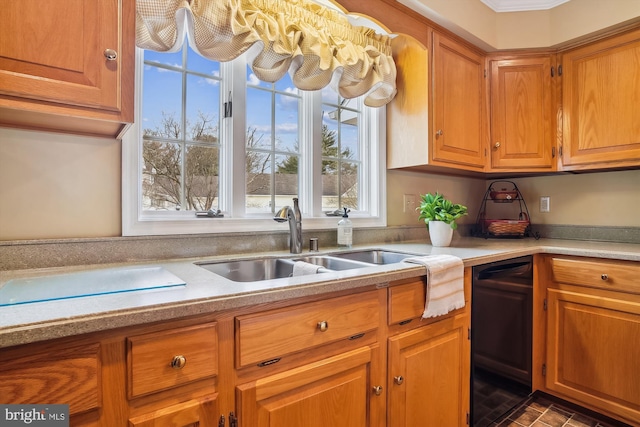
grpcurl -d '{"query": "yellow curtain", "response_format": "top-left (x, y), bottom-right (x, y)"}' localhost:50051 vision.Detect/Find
top-left (136, 0), bottom-right (396, 107)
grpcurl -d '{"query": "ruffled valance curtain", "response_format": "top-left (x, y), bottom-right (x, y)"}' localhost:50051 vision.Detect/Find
top-left (136, 0), bottom-right (397, 107)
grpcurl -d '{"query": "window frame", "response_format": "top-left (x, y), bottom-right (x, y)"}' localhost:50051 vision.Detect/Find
top-left (122, 48), bottom-right (386, 236)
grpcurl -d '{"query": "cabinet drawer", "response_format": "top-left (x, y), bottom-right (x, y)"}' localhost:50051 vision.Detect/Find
top-left (0, 343), bottom-right (100, 416)
top-left (127, 323), bottom-right (218, 399)
top-left (388, 278), bottom-right (426, 325)
top-left (551, 257), bottom-right (640, 294)
top-left (236, 291), bottom-right (379, 367)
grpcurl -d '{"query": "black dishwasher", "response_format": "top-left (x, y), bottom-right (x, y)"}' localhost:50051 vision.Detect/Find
top-left (471, 256), bottom-right (533, 425)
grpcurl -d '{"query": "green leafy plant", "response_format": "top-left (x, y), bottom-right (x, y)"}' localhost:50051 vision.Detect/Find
top-left (417, 192), bottom-right (468, 230)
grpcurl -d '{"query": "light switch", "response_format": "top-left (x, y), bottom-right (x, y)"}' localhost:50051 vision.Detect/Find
top-left (403, 194), bottom-right (416, 213)
top-left (540, 196), bottom-right (550, 213)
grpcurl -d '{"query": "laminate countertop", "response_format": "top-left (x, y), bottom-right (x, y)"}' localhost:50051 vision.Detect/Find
top-left (1, 237), bottom-right (639, 349)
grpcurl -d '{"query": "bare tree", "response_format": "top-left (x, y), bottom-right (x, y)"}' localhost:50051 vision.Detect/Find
top-left (143, 111), bottom-right (219, 211)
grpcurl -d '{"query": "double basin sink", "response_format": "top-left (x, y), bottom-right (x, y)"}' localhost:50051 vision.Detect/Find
top-left (196, 250), bottom-right (419, 282)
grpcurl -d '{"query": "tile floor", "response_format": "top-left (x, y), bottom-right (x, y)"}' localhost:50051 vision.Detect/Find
top-left (473, 370), bottom-right (632, 427)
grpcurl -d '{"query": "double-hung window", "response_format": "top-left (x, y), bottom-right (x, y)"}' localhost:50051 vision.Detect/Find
top-left (122, 46), bottom-right (386, 236)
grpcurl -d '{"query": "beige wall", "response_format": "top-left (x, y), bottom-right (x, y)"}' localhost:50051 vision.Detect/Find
top-left (0, 128), bottom-right (122, 240)
top-left (0, 126), bottom-right (638, 240)
top-left (403, 0), bottom-right (640, 49)
top-left (387, 170), bottom-right (486, 227)
top-left (503, 170), bottom-right (640, 227)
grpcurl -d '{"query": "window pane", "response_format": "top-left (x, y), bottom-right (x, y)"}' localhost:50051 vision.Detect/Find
top-left (185, 144), bottom-right (219, 211)
top-left (275, 153), bottom-right (299, 198)
top-left (246, 150), bottom-right (271, 212)
top-left (246, 87), bottom-right (272, 150)
top-left (186, 74), bottom-right (220, 143)
top-left (142, 140), bottom-right (182, 210)
top-left (341, 162), bottom-right (359, 210)
top-left (142, 66), bottom-right (183, 139)
top-left (275, 92), bottom-right (298, 152)
top-left (321, 159), bottom-right (338, 211)
top-left (340, 112), bottom-right (360, 160)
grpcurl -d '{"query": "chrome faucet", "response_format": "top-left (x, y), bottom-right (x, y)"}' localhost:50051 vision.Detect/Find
top-left (274, 197), bottom-right (302, 254)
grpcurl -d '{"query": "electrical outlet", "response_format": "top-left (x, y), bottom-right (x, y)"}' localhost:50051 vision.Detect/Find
top-left (403, 194), bottom-right (416, 213)
top-left (540, 196), bottom-right (550, 213)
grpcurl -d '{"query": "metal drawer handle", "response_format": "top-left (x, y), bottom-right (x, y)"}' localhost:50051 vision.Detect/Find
top-left (170, 355), bottom-right (187, 369)
top-left (394, 375), bottom-right (404, 385)
top-left (372, 385), bottom-right (383, 396)
top-left (601, 273), bottom-right (608, 281)
top-left (317, 321), bottom-right (329, 332)
top-left (104, 49), bottom-right (118, 61)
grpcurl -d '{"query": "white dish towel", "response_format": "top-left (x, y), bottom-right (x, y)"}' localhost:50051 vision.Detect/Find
top-left (403, 255), bottom-right (465, 318)
top-left (293, 261), bottom-right (323, 277)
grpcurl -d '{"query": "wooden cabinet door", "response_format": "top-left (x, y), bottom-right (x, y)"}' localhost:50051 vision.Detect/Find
top-left (387, 33), bottom-right (430, 169)
top-left (236, 347), bottom-right (379, 427)
top-left (432, 32), bottom-right (486, 171)
top-left (561, 28), bottom-right (640, 169)
top-left (489, 56), bottom-right (555, 171)
top-left (546, 288), bottom-right (640, 425)
top-left (0, 0), bottom-right (133, 137)
top-left (388, 312), bottom-right (470, 427)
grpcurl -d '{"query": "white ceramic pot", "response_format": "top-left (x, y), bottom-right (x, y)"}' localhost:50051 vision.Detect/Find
top-left (428, 221), bottom-right (453, 247)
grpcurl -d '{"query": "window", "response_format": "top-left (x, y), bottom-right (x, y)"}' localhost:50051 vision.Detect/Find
top-left (122, 47), bottom-right (386, 236)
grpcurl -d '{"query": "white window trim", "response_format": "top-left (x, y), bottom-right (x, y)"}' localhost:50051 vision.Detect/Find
top-left (122, 49), bottom-right (387, 236)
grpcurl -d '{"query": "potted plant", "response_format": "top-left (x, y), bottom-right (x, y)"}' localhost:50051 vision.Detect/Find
top-left (417, 192), bottom-right (468, 247)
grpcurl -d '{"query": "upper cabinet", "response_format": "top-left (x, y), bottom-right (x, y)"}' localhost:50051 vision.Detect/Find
top-left (387, 31), bottom-right (486, 173)
top-left (488, 54), bottom-right (557, 172)
top-left (0, 0), bottom-right (134, 139)
top-left (432, 32), bottom-right (487, 171)
top-left (560, 28), bottom-right (640, 170)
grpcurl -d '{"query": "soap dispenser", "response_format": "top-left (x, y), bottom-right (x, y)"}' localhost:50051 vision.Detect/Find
top-left (337, 208), bottom-right (352, 248)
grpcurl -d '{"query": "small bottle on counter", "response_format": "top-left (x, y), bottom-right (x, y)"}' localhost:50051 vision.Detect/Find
top-left (337, 208), bottom-right (352, 248)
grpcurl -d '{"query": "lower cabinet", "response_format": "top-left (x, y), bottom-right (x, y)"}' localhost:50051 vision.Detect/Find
top-left (236, 346), bottom-right (377, 427)
top-left (388, 312), bottom-right (470, 427)
top-left (538, 255), bottom-right (640, 426)
top-left (0, 274), bottom-right (472, 427)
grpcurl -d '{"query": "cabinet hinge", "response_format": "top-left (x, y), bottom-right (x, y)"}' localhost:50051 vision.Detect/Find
top-left (467, 327), bottom-right (471, 341)
top-left (558, 64), bottom-right (563, 76)
top-left (542, 364), bottom-right (547, 376)
top-left (466, 412), bottom-right (470, 425)
top-left (543, 299), bottom-right (547, 311)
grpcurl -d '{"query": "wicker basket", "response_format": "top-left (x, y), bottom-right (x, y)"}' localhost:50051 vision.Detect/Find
top-left (483, 218), bottom-right (529, 236)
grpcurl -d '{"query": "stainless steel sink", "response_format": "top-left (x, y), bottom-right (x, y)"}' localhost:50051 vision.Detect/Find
top-left (294, 256), bottom-right (373, 271)
top-left (196, 254), bottom-right (373, 282)
top-left (197, 258), bottom-right (297, 282)
top-left (331, 250), bottom-right (419, 265)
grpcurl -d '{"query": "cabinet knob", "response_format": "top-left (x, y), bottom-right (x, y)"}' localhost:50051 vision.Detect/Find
top-left (393, 375), bottom-right (404, 385)
top-left (435, 129), bottom-right (443, 137)
top-left (104, 49), bottom-right (118, 61)
top-left (317, 321), bottom-right (329, 332)
top-left (170, 355), bottom-right (187, 369)
top-left (601, 273), bottom-right (608, 281)
top-left (372, 385), bottom-right (383, 396)
top-left (494, 142), bottom-right (501, 148)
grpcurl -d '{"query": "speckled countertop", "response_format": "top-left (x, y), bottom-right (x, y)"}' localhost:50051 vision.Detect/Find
top-left (1, 237), bottom-right (639, 349)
